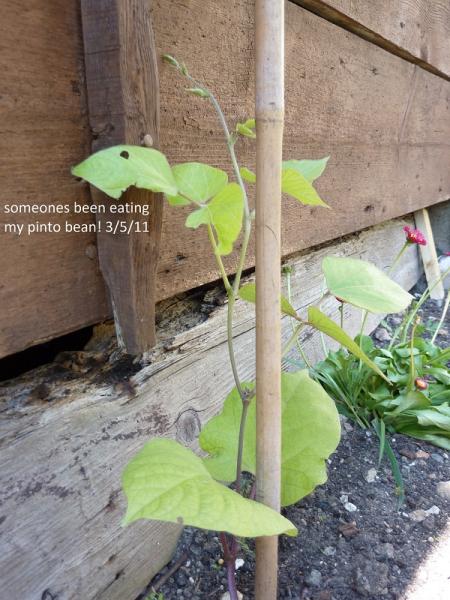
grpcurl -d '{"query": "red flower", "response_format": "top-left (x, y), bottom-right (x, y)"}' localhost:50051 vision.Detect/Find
top-left (403, 226), bottom-right (427, 246)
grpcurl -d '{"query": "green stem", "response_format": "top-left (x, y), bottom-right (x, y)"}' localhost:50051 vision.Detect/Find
top-left (408, 321), bottom-right (418, 391)
top-left (285, 269), bottom-right (312, 368)
top-left (207, 224), bottom-right (232, 293)
top-left (388, 241), bottom-right (410, 275)
top-left (431, 290), bottom-right (450, 345)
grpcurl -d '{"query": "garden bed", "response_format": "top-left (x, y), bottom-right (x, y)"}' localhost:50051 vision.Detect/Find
top-left (141, 291), bottom-right (450, 600)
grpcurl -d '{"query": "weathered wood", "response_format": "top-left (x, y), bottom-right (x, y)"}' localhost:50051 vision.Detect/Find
top-left (2, 0), bottom-right (450, 359)
top-left (80, 0), bottom-right (162, 354)
top-left (151, 0), bottom-right (450, 300)
top-left (414, 208), bottom-right (445, 300)
top-left (0, 0), bottom-right (110, 359)
top-left (293, 0), bottom-right (450, 80)
top-left (0, 217), bottom-right (420, 600)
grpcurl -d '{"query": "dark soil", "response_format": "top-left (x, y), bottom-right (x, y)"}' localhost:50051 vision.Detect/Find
top-left (140, 291), bottom-right (450, 600)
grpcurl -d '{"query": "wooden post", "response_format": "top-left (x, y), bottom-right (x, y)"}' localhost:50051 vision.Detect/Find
top-left (414, 208), bottom-right (445, 300)
top-left (254, 1), bottom-right (285, 598)
top-left (80, 0), bottom-right (163, 354)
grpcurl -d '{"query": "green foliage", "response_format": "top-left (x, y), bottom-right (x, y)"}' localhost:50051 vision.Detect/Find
top-left (236, 118), bottom-right (256, 138)
top-left (307, 307), bottom-right (388, 381)
top-left (199, 371), bottom-right (341, 507)
top-left (122, 438), bottom-right (297, 537)
top-left (281, 168), bottom-right (329, 207)
top-left (282, 157), bottom-right (329, 182)
top-left (322, 257), bottom-right (413, 313)
top-left (171, 162), bottom-right (228, 203)
top-left (185, 183), bottom-right (244, 255)
top-left (72, 145), bottom-right (177, 199)
top-left (238, 283), bottom-right (299, 319)
top-left (314, 336), bottom-right (450, 451)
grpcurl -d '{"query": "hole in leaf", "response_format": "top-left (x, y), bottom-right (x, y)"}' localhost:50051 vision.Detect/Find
top-left (120, 150), bottom-right (129, 159)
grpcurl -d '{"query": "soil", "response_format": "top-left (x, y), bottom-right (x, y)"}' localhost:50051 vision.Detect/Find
top-left (140, 289), bottom-right (450, 600)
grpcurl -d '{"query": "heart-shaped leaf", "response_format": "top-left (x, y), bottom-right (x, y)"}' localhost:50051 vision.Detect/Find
top-left (307, 306), bottom-right (389, 381)
top-left (238, 283), bottom-right (299, 319)
top-left (200, 371), bottom-right (341, 507)
top-left (322, 257), bottom-right (413, 314)
top-left (172, 162), bottom-right (228, 202)
top-left (72, 145), bottom-right (178, 199)
top-left (185, 183), bottom-right (243, 255)
top-left (122, 438), bottom-right (297, 537)
top-left (281, 168), bottom-right (329, 207)
top-left (282, 157), bottom-right (329, 182)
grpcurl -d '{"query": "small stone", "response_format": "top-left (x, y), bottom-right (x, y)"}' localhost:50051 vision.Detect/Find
top-left (221, 592), bottom-right (243, 600)
top-left (235, 558), bottom-right (244, 570)
top-left (416, 450), bottom-right (430, 459)
top-left (374, 328), bottom-right (391, 342)
top-left (425, 505), bottom-right (440, 516)
top-left (345, 502), bottom-right (358, 512)
top-left (431, 453), bottom-right (444, 464)
top-left (421, 516), bottom-right (436, 531)
top-left (314, 592), bottom-right (332, 600)
top-left (306, 569), bottom-right (322, 587)
top-left (375, 543), bottom-right (395, 560)
top-left (436, 481), bottom-right (450, 500)
top-left (365, 468), bottom-right (377, 483)
top-left (399, 447), bottom-right (416, 460)
top-left (339, 521), bottom-right (359, 538)
top-left (340, 494), bottom-right (349, 504)
top-left (409, 509), bottom-right (427, 522)
top-left (353, 560), bottom-right (389, 596)
top-left (323, 546), bottom-right (336, 556)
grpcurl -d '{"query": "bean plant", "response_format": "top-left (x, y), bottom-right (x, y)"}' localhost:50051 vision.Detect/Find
top-left (72, 56), bottom-right (413, 599)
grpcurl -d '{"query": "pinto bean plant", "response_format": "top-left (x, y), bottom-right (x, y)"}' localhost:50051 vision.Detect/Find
top-left (72, 56), bottom-right (413, 599)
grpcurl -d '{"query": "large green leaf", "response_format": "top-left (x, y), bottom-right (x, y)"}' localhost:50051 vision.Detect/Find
top-left (172, 162), bottom-right (228, 202)
top-left (185, 183), bottom-right (243, 255)
top-left (307, 307), bottom-right (389, 381)
top-left (322, 256), bottom-right (413, 313)
top-left (122, 438), bottom-right (297, 537)
top-left (238, 283), bottom-right (299, 319)
top-left (281, 168), bottom-right (329, 207)
top-left (282, 157), bottom-right (329, 182)
top-left (200, 371), bottom-right (341, 507)
top-left (72, 145), bottom-right (178, 199)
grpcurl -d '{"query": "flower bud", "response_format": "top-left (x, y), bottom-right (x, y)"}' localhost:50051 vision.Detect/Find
top-left (415, 377), bottom-right (428, 390)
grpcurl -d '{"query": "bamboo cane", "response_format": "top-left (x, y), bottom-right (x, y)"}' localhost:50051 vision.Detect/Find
top-left (254, 1), bottom-right (285, 598)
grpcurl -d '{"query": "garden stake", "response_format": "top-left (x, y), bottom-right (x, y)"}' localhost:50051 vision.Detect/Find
top-left (255, 1), bottom-right (284, 598)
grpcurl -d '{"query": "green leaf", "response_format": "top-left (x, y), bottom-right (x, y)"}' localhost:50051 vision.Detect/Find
top-left (282, 157), bottom-right (329, 182)
top-left (240, 167), bottom-right (256, 184)
top-left (388, 391), bottom-right (431, 415)
top-left (122, 438), bottom-right (297, 537)
top-left (236, 119), bottom-right (256, 138)
top-left (209, 183), bottom-right (244, 255)
top-left (200, 371), bottom-right (341, 507)
top-left (72, 145), bottom-right (178, 199)
top-left (172, 162), bottom-right (228, 202)
top-left (185, 206), bottom-right (210, 229)
top-left (167, 194), bottom-right (192, 207)
top-left (186, 87), bottom-right (210, 98)
top-left (238, 283), bottom-right (299, 319)
top-left (307, 306), bottom-right (389, 381)
top-left (414, 405), bottom-right (450, 431)
top-left (322, 257), bottom-right (413, 313)
top-left (281, 168), bottom-right (329, 207)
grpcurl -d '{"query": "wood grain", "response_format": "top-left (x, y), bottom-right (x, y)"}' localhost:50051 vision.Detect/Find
top-left (152, 0), bottom-right (450, 299)
top-left (0, 217), bottom-right (420, 600)
top-left (80, 0), bottom-right (162, 354)
top-left (0, 0), bottom-right (110, 358)
top-left (293, 0), bottom-right (450, 80)
top-left (2, 0), bottom-right (450, 358)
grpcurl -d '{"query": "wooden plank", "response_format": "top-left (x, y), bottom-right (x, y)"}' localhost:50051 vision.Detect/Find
top-left (292, 0), bottom-right (450, 80)
top-left (414, 208), bottom-right (445, 299)
top-left (151, 0), bottom-right (450, 300)
top-left (0, 0), bottom-right (110, 358)
top-left (80, 0), bottom-right (162, 354)
top-left (0, 217), bottom-right (420, 600)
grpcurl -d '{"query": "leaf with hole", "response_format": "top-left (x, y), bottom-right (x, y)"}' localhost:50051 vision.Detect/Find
top-left (72, 145), bottom-right (178, 199)
top-left (172, 162), bottom-right (228, 202)
top-left (200, 371), bottom-right (341, 507)
top-left (322, 256), bottom-right (413, 313)
top-left (307, 306), bottom-right (389, 381)
top-left (122, 438), bottom-right (297, 537)
top-left (238, 283), bottom-right (299, 319)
